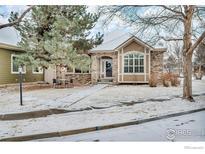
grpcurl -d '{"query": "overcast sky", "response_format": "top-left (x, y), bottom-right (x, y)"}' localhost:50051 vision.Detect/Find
top-left (0, 5), bottom-right (131, 45)
top-left (0, 5), bottom-right (27, 45)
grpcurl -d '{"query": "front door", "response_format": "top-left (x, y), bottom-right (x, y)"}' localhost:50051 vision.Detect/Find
top-left (105, 59), bottom-right (112, 77)
top-left (101, 59), bottom-right (112, 78)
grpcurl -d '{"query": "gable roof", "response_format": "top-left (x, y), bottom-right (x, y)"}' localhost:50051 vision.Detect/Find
top-left (0, 42), bottom-right (24, 52)
top-left (89, 30), bottom-right (154, 53)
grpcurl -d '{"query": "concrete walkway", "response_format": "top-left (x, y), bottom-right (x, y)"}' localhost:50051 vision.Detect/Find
top-left (57, 84), bottom-right (108, 108)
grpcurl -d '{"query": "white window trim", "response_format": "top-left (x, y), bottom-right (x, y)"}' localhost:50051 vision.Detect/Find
top-left (32, 66), bottom-right (43, 74)
top-left (11, 54), bottom-right (26, 74)
top-left (123, 51), bottom-right (145, 74)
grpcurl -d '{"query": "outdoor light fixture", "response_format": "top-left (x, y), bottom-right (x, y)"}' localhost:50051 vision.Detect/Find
top-left (18, 66), bottom-right (23, 106)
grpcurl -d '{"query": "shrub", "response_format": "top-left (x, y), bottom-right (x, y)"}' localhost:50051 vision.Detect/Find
top-left (162, 73), bottom-right (171, 87)
top-left (170, 73), bottom-right (179, 86)
top-left (162, 73), bottom-right (180, 87)
top-left (149, 73), bottom-right (158, 87)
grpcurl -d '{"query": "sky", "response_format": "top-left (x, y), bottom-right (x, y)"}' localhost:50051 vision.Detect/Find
top-left (0, 5), bottom-right (131, 46)
top-left (0, 5), bottom-right (26, 45)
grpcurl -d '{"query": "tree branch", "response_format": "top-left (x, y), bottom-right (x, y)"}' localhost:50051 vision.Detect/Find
top-left (160, 37), bottom-right (183, 41)
top-left (0, 6), bottom-right (34, 29)
top-left (161, 5), bottom-right (185, 18)
top-left (187, 31), bottom-right (205, 55)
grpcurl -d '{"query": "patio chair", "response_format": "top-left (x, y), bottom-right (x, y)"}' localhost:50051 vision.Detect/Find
top-left (53, 79), bottom-right (62, 88)
top-left (70, 78), bottom-right (74, 88)
top-left (65, 79), bottom-right (69, 88)
top-left (64, 78), bottom-right (74, 88)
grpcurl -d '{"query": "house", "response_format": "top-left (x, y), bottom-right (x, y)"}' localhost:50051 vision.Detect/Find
top-left (44, 31), bottom-right (166, 85)
top-left (89, 31), bottom-right (166, 84)
top-left (0, 43), bottom-right (44, 85)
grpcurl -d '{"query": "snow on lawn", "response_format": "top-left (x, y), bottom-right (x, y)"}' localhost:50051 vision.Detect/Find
top-left (0, 79), bottom-right (204, 114)
top-left (68, 79), bottom-right (205, 110)
top-left (0, 84), bottom-right (107, 114)
top-left (0, 79), bottom-right (205, 139)
top-left (0, 95), bottom-right (205, 139)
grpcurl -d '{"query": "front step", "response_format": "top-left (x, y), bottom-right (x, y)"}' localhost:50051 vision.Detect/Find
top-left (98, 78), bottom-right (113, 83)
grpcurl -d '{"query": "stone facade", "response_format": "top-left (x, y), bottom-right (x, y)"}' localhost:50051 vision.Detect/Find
top-left (65, 74), bottom-right (91, 86)
top-left (150, 50), bottom-right (164, 83)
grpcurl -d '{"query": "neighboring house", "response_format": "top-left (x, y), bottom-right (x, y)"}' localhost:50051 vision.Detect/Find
top-left (89, 31), bottom-right (166, 84)
top-left (0, 43), bottom-right (44, 85)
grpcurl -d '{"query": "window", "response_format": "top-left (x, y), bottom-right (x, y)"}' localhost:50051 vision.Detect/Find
top-left (32, 66), bottom-right (43, 74)
top-left (124, 52), bottom-right (144, 73)
top-left (74, 68), bottom-right (90, 74)
top-left (66, 66), bottom-right (74, 73)
top-left (65, 65), bottom-right (90, 74)
top-left (11, 55), bottom-right (26, 74)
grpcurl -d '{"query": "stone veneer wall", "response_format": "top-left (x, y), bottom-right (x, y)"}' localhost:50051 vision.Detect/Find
top-left (150, 51), bottom-right (164, 83)
top-left (65, 74), bottom-right (91, 86)
top-left (54, 65), bottom-right (91, 86)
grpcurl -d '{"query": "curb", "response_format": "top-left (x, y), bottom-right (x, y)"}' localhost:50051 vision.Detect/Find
top-left (0, 108), bottom-right (92, 121)
top-left (1, 107), bottom-right (205, 141)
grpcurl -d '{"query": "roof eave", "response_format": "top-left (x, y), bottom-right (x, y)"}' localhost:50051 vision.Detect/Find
top-left (88, 50), bottom-right (116, 54)
top-left (114, 36), bottom-right (154, 51)
top-left (152, 48), bottom-right (167, 52)
top-left (0, 43), bottom-right (24, 52)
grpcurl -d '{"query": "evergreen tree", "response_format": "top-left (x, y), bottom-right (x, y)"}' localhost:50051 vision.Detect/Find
top-left (10, 6), bottom-right (103, 71)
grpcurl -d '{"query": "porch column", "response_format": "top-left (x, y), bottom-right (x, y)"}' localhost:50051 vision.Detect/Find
top-left (112, 53), bottom-right (118, 84)
top-left (91, 55), bottom-right (100, 84)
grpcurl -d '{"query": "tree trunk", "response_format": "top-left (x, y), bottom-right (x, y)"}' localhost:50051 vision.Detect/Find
top-left (183, 54), bottom-right (194, 101)
top-left (182, 6), bottom-right (194, 101)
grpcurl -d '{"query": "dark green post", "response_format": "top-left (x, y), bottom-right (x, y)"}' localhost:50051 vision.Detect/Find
top-left (19, 66), bottom-right (23, 106)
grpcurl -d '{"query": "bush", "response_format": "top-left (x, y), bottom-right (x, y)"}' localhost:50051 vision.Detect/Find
top-left (162, 73), bottom-right (180, 87)
top-left (149, 73), bottom-right (158, 87)
top-left (162, 73), bottom-right (171, 87)
top-left (170, 73), bottom-right (179, 86)
top-left (195, 72), bottom-right (203, 80)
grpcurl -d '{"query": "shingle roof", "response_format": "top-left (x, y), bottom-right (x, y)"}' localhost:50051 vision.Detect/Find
top-left (90, 30), bottom-right (154, 53)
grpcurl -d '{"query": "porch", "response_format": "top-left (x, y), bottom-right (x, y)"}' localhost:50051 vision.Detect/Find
top-left (91, 53), bottom-right (118, 84)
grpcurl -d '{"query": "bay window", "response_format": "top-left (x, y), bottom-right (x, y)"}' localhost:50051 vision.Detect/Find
top-left (124, 52), bottom-right (144, 73)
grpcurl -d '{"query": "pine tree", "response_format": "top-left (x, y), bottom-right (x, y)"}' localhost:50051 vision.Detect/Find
top-left (10, 6), bottom-right (103, 71)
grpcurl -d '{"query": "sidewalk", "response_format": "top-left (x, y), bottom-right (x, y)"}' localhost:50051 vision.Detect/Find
top-left (0, 94), bottom-right (205, 140)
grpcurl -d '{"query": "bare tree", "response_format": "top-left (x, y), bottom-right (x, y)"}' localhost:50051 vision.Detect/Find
top-left (0, 6), bottom-right (34, 29)
top-left (100, 5), bottom-right (205, 101)
top-left (164, 54), bottom-right (178, 73)
top-left (167, 41), bottom-right (183, 75)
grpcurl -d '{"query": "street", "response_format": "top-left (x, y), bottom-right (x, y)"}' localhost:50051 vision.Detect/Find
top-left (36, 110), bottom-right (205, 141)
